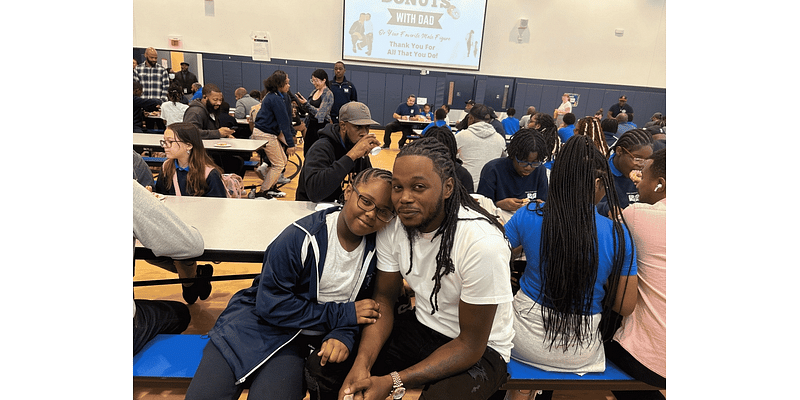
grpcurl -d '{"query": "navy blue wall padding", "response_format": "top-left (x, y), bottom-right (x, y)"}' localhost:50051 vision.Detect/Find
top-left (367, 72), bottom-right (388, 125)
top-left (137, 49), bottom-right (665, 128)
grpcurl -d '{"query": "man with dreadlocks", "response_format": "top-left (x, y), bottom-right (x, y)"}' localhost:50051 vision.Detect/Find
top-left (327, 137), bottom-right (513, 400)
top-left (477, 129), bottom-right (551, 214)
top-left (503, 135), bottom-right (638, 400)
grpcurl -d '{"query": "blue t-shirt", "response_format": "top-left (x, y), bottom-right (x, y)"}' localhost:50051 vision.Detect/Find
top-left (394, 102), bottom-right (421, 117)
top-left (502, 117), bottom-right (520, 136)
top-left (596, 152), bottom-right (640, 217)
top-left (557, 124), bottom-right (575, 144)
top-left (505, 204), bottom-right (637, 315)
top-left (476, 157), bottom-right (549, 202)
top-left (420, 120), bottom-right (448, 135)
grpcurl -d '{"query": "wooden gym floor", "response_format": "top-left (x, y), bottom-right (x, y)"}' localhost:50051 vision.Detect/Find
top-left (133, 130), bottom-right (623, 400)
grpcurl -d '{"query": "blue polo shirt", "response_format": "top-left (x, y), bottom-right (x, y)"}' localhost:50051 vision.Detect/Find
top-left (596, 152), bottom-right (640, 217)
top-left (502, 117), bottom-right (520, 136)
top-left (505, 204), bottom-right (637, 315)
top-left (421, 120), bottom-right (448, 135)
top-left (557, 124), bottom-right (575, 144)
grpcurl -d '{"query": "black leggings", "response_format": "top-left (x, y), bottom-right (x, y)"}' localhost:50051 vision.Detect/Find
top-left (305, 315), bottom-right (508, 400)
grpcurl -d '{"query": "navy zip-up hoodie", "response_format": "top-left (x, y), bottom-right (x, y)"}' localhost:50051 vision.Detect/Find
top-left (208, 206), bottom-right (377, 384)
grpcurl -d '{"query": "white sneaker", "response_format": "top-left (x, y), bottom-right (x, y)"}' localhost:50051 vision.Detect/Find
top-left (255, 163), bottom-right (269, 180)
top-left (267, 190), bottom-right (286, 198)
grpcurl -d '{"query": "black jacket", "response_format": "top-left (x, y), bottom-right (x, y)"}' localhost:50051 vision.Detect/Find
top-left (183, 100), bottom-right (222, 139)
top-left (295, 123), bottom-right (372, 203)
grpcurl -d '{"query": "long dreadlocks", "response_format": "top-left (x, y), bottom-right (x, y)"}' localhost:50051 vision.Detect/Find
top-left (396, 137), bottom-right (506, 314)
top-left (538, 135), bottom-right (634, 351)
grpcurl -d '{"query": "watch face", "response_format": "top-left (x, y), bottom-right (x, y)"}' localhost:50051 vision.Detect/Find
top-left (392, 387), bottom-right (406, 399)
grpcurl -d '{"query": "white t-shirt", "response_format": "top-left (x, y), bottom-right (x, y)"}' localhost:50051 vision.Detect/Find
top-left (318, 212), bottom-right (368, 304)
top-left (161, 101), bottom-right (189, 126)
top-left (376, 206), bottom-right (515, 361)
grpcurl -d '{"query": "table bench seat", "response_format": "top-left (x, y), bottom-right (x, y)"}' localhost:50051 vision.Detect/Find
top-left (501, 358), bottom-right (664, 391)
top-left (134, 335), bottom-right (663, 393)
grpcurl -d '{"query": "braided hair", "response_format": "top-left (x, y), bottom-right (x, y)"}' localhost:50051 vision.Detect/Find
top-left (397, 137), bottom-right (506, 314)
top-left (611, 128), bottom-right (654, 154)
top-left (575, 117), bottom-right (610, 157)
top-left (535, 113), bottom-right (560, 162)
top-left (538, 135), bottom-right (634, 350)
top-left (506, 128), bottom-right (551, 162)
top-left (349, 167), bottom-right (392, 190)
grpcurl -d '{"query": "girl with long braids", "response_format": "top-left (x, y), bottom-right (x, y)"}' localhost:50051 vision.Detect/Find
top-left (332, 137), bottom-right (514, 400)
top-left (186, 168), bottom-right (393, 400)
top-left (574, 116), bottom-right (610, 157)
top-left (504, 135), bottom-right (638, 400)
top-left (531, 113), bottom-right (560, 179)
top-left (596, 128), bottom-right (654, 218)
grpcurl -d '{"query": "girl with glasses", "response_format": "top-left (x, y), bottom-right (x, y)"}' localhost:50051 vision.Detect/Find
top-left (150, 122), bottom-right (226, 304)
top-left (476, 129), bottom-right (552, 217)
top-left (186, 168), bottom-right (394, 400)
top-left (596, 128), bottom-right (654, 219)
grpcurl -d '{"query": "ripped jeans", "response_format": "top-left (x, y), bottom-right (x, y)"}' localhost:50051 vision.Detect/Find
top-left (305, 314), bottom-right (507, 400)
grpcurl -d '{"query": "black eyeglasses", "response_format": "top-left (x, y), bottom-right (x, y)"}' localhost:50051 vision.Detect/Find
top-left (514, 157), bottom-right (542, 169)
top-left (351, 186), bottom-right (395, 223)
top-left (160, 139), bottom-right (183, 148)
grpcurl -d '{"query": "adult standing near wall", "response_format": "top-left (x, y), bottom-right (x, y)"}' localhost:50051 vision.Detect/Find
top-left (173, 62), bottom-right (198, 100)
top-left (329, 61), bottom-right (358, 124)
top-left (134, 47), bottom-right (170, 102)
top-left (295, 69), bottom-right (334, 154)
top-left (607, 95), bottom-right (634, 124)
top-left (554, 93), bottom-right (572, 128)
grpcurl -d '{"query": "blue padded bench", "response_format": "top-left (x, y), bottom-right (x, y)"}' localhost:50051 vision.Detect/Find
top-left (133, 334), bottom-right (664, 393)
top-left (501, 358), bottom-right (664, 391)
top-left (134, 334), bottom-right (208, 384)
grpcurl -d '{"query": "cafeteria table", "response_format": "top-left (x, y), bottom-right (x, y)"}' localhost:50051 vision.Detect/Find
top-left (132, 132), bottom-right (267, 153)
top-left (134, 196), bottom-right (325, 286)
top-left (133, 132), bottom-right (268, 176)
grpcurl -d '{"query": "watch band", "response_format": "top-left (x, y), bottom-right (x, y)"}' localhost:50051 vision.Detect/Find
top-left (390, 371), bottom-right (405, 399)
top-left (390, 371), bottom-right (403, 388)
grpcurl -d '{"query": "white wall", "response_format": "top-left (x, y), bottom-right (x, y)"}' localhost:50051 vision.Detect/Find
top-left (133, 0), bottom-right (665, 88)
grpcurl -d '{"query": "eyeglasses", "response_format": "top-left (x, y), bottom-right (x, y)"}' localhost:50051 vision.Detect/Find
top-left (160, 139), bottom-right (183, 148)
top-left (351, 186), bottom-right (395, 223)
top-left (619, 147), bottom-right (646, 163)
top-left (310, 78), bottom-right (322, 84)
top-left (514, 157), bottom-right (542, 169)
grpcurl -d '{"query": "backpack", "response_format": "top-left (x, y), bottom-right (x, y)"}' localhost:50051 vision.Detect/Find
top-left (168, 162), bottom-right (244, 198)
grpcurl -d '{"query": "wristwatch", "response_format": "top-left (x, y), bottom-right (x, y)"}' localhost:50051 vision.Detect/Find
top-left (390, 371), bottom-right (406, 399)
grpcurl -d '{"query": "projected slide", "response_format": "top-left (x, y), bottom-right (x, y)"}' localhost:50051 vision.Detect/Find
top-left (343, 0), bottom-right (488, 70)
